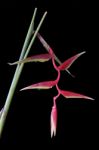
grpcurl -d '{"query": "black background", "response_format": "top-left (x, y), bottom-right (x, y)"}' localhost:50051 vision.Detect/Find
top-left (0, 0), bottom-right (97, 148)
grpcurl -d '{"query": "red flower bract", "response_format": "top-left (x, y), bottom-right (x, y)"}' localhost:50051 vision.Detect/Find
top-left (58, 51), bottom-right (86, 71)
top-left (60, 90), bottom-right (94, 100)
top-left (20, 80), bottom-right (57, 91)
top-left (8, 53), bottom-right (51, 65)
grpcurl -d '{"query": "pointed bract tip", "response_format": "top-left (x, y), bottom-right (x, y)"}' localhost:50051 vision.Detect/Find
top-left (83, 95), bottom-right (95, 100)
top-left (86, 96), bottom-right (95, 100)
top-left (7, 62), bottom-right (13, 65)
top-left (20, 87), bottom-right (29, 91)
top-left (51, 131), bottom-right (56, 138)
top-left (7, 62), bottom-right (18, 65)
top-left (80, 51), bottom-right (86, 55)
top-left (78, 51), bottom-right (86, 57)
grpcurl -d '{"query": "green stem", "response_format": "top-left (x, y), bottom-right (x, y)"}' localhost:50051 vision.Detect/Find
top-left (0, 11), bottom-right (47, 137)
top-left (19, 8), bottom-right (37, 60)
top-left (24, 12), bottom-right (47, 58)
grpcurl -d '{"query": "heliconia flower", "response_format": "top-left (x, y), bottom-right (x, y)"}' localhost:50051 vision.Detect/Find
top-left (20, 80), bottom-right (58, 91)
top-left (60, 89), bottom-right (94, 100)
top-left (50, 104), bottom-right (57, 138)
top-left (8, 53), bottom-right (51, 65)
top-left (58, 51), bottom-right (86, 71)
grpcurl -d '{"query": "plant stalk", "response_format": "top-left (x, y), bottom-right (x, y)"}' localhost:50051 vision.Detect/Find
top-left (0, 10), bottom-right (47, 137)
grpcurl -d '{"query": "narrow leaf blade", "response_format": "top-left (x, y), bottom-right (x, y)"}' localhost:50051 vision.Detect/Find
top-left (58, 51), bottom-right (86, 71)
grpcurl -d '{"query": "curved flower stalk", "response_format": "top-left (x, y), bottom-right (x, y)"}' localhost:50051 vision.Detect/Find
top-left (49, 48), bottom-right (94, 137)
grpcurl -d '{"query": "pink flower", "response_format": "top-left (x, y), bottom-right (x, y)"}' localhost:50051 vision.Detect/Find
top-left (50, 104), bottom-right (57, 138)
